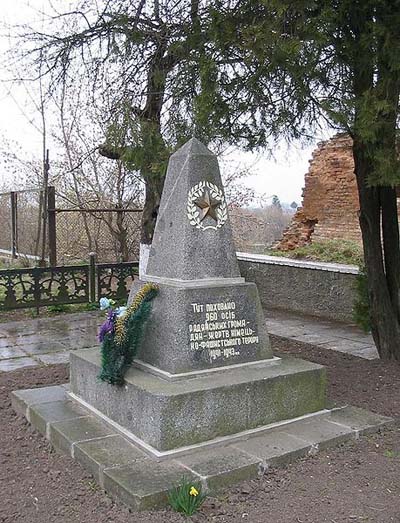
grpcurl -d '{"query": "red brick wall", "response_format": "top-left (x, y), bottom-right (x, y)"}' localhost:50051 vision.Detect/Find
top-left (276, 134), bottom-right (362, 250)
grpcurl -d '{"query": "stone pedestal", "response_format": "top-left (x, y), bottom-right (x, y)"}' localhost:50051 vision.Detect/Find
top-left (70, 348), bottom-right (326, 454)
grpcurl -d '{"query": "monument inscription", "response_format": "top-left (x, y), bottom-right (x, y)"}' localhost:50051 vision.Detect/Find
top-left (188, 299), bottom-right (260, 364)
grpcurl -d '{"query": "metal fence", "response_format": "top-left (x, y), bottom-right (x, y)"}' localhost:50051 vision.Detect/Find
top-left (0, 188), bottom-right (43, 262)
top-left (0, 187), bottom-right (142, 266)
top-left (54, 204), bottom-right (142, 265)
top-left (0, 256), bottom-right (138, 311)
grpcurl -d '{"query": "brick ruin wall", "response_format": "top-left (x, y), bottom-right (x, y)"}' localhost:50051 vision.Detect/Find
top-left (276, 134), bottom-right (363, 250)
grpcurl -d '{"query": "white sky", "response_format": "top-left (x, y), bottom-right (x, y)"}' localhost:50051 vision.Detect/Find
top-left (0, 1), bottom-right (333, 205)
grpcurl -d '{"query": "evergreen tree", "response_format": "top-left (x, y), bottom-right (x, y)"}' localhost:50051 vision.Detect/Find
top-left (211, 0), bottom-right (400, 359)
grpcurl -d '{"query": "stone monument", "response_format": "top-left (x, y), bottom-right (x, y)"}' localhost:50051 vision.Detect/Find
top-left (12, 138), bottom-right (393, 510)
top-left (69, 138), bottom-right (326, 453)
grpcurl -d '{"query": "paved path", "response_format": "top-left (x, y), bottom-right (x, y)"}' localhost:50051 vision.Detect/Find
top-left (266, 309), bottom-right (378, 360)
top-left (0, 309), bottom-right (377, 372)
top-left (0, 312), bottom-right (102, 372)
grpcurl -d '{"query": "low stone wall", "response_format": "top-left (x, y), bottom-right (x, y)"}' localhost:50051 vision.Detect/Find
top-left (237, 253), bottom-right (358, 323)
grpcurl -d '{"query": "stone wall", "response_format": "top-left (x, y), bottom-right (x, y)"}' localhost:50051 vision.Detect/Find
top-left (238, 252), bottom-right (358, 323)
top-left (276, 134), bottom-right (361, 250)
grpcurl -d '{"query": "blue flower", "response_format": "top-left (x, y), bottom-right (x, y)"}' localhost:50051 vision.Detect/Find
top-left (115, 306), bottom-right (127, 318)
top-left (99, 297), bottom-right (115, 310)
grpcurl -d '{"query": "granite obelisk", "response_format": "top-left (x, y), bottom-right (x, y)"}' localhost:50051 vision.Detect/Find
top-left (131, 137), bottom-right (273, 374)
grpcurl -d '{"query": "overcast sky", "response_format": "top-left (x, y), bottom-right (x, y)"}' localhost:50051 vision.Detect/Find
top-left (0, 1), bottom-right (333, 205)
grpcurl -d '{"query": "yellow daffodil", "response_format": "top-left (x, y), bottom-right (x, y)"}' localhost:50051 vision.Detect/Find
top-left (189, 486), bottom-right (199, 497)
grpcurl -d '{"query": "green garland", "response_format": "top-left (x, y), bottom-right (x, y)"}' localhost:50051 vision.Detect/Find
top-left (98, 283), bottom-right (158, 385)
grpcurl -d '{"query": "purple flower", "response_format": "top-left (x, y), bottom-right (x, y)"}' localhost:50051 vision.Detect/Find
top-left (98, 310), bottom-right (116, 342)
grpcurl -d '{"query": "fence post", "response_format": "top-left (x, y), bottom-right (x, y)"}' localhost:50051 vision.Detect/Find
top-left (10, 192), bottom-right (18, 259)
top-left (89, 252), bottom-right (97, 303)
top-left (47, 186), bottom-right (57, 266)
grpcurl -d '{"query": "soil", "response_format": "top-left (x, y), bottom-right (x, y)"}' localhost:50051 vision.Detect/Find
top-left (1, 336), bottom-right (399, 523)
top-left (0, 303), bottom-right (99, 323)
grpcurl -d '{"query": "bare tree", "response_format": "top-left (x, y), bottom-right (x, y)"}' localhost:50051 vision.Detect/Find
top-left (11, 0), bottom-right (248, 272)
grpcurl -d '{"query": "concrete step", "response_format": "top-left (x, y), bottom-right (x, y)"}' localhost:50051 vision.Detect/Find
top-left (12, 385), bottom-right (395, 511)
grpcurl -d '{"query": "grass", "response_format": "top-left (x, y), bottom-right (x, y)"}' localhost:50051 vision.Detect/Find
top-left (42, 302), bottom-right (100, 315)
top-left (384, 449), bottom-right (400, 459)
top-left (267, 239), bottom-right (363, 266)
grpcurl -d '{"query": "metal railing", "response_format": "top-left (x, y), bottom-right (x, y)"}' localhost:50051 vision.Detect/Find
top-left (0, 254), bottom-right (138, 311)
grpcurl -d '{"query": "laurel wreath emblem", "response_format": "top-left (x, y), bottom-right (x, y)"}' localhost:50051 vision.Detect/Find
top-left (187, 180), bottom-right (228, 231)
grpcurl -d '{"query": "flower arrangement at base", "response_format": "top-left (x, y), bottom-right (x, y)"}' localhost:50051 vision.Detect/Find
top-left (97, 283), bottom-right (159, 386)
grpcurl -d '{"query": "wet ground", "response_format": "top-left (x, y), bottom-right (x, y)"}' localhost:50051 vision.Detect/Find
top-left (0, 311), bottom-right (102, 371)
top-left (0, 308), bottom-right (377, 373)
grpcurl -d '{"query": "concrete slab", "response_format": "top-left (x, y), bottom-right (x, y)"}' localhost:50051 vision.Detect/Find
top-left (49, 416), bottom-right (115, 456)
top-left (329, 406), bottom-right (395, 434)
top-left (267, 325), bottom-right (307, 337)
top-left (20, 340), bottom-right (67, 355)
top-left (0, 306), bottom-right (378, 373)
top-left (319, 338), bottom-right (375, 355)
top-left (281, 417), bottom-right (355, 450)
top-left (0, 338), bottom-right (16, 348)
top-left (177, 446), bottom-right (261, 490)
top-left (292, 333), bottom-right (341, 345)
top-left (13, 383), bottom-right (394, 512)
top-left (12, 385), bottom-right (68, 417)
top-left (70, 348), bottom-right (327, 452)
top-left (29, 400), bottom-right (88, 436)
top-left (74, 435), bottom-right (147, 486)
top-left (349, 346), bottom-right (379, 360)
top-left (0, 357), bottom-right (37, 372)
top-left (0, 347), bottom-right (28, 359)
top-left (265, 308), bottom-right (376, 360)
top-left (36, 352), bottom-right (71, 365)
top-left (103, 460), bottom-right (195, 511)
top-left (233, 430), bottom-right (313, 466)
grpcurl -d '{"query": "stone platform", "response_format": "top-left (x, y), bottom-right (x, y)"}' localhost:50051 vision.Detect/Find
top-left (70, 348), bottom-right (326, 454)
top-left (12, 383), bottom-right (394, 511)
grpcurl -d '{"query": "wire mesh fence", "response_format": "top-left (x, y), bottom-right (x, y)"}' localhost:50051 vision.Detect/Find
top-left (0, 192), bottom-right (12, 253)
top-left (55, 208), bottom-right (142, 264)
top-left (0, 188), bottom-right (142, 266)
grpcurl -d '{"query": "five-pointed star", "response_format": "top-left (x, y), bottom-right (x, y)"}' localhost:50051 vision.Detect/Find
top-left (194, 189), bottom-right (221, 222)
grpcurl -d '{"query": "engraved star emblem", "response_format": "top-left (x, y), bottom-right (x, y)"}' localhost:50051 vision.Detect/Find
top-left (194, 189), bottom-right (221, 222)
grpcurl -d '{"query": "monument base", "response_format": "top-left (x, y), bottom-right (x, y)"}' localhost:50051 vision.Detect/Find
top-left (12, 382), bottom-right (394, 511)
top-left (70, 347), bottom-right (327, 454)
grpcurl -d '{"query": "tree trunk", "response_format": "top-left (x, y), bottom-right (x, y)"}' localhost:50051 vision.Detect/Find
top-left (381, 187), bottom-right (400, 323)
top-left (353, 137), bottom-right (400, 360)
top-left (349, 0), bottom-right (400, 360)
top-left (140, 171), bottom-right (165, 245)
